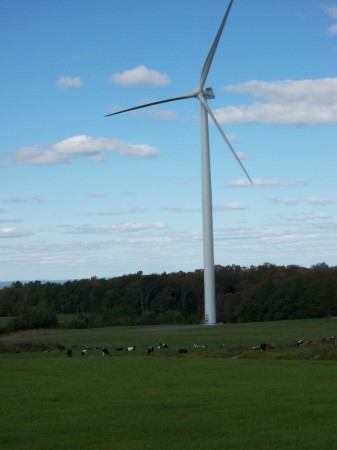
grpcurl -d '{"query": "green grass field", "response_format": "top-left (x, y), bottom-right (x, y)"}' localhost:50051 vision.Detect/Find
top-left (2, 318), bottom-right (337, 449)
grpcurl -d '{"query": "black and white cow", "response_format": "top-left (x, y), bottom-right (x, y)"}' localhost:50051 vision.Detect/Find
top-left (251, 343), bottom-right (275, 351)
top-left (147, 346), bottom-right (154, 355)
top-left (194, 344), bottom-right (207, 349)
top-left (126, 346), bottom-right (136, 352)
top-left (102, 347), bottom-right (110, 357)
top-left (158, 343), bottom-right (168, 349)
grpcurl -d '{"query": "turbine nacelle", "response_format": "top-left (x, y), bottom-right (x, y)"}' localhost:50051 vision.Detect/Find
top-left (192, 87), bottom-right (215, 100)
top-left (202, 87), bottom-right (215, 100)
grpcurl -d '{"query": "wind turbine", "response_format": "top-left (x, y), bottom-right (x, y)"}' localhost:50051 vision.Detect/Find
top-left (105, 0), bottom-right (252, 325)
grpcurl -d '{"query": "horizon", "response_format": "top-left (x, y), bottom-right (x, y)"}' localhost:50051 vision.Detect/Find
top-left (0, 260), bottom-right (334, 288)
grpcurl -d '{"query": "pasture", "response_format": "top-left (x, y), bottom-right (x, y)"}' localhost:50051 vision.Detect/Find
top-left (1, 318), bottom-right (337, 449)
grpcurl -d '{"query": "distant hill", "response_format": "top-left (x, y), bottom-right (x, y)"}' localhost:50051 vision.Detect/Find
top-left (0, 280), bottom-right (67, 289)
top-left (0, 281), bottom-right (13, 289)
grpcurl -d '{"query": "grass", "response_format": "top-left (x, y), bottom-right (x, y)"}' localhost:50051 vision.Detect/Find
top-left (1, 354), bottom-right (337, 449)
top-left (2, 318), bottom-right (337, 449)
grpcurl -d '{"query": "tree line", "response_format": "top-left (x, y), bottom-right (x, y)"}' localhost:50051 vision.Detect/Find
top-left (0, 262), bottom-right (336, 332)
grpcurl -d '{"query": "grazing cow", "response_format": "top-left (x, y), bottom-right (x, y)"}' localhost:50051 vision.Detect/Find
top-left (296, 339), bottom-right (321, 346)
top-left (81, 350), bottom-right (87, 357)
top-left (194, 343), bottom-right (207, 349)
top-left (251, 343), bottom-right (275, 351)
top-left (115, 347), bottom-right (124, 351)
top-left (250, 345), bottom-right (261, 351)
top-left (147, 346), bottom-right (154, 356)
top-left (193, 344), bottom-right (207, 349)
top-left (158, 343), bottom-right (168, 349)
top-left (298, 339), bottom-right (326, 346)
top-left (324, 336), bottom-right (337, 344)
top-left (66, 349), bottom-right (73, 358)
top-left (178, 348), bottom-right (188, 354)
top-left (102, 347), bottom-right (110, 357)
top-left (126, 346), bottom-right (136, 352)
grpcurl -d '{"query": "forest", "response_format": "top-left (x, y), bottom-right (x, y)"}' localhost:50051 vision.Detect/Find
top-left (0, 262), bottom-right (337, 332)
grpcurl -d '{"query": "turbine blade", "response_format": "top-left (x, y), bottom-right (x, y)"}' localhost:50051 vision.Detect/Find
top-left (105, 93), bottom-right (194, 117)
top-left (199, 0), bottom-right (234, 90)
top-left (198, 95), bottom-right (253, 184)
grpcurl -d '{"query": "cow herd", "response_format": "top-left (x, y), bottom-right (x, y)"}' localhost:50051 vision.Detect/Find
top-left (64, 336), bottom-right (337, 358)
top-left (65, 342), bottom-right (273, 358)
top-left (65, 342), bottom-right (206, 358)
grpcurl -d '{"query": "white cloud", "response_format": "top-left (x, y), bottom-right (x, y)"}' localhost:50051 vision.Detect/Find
top-left (146, 110), bottom-right (178, 120)
top-left (95, 207), bottom-right (150, 216)
top-left (56, 76), bottom-right (85, 89)
top-left (227, 178), bottom-right (282, 187)
top-left (325, 5), bottom-right (337, 19)
top-left (214, 202), bottom-right (248, 211)
top-left (0, 218), bottom-right (22, 223)
top-left (109, 65), bottom-right (170, 87)
top-left (218, 78), bottom-right (337, 125)
top-left (286, 212), bottom-right (332, 222)
top-left (328, 23), bottom-right (337, 35)
top-left (162, 206), bottom-right (200, 213)
top-left (324, 5), bottom-right (337, 34)
top-left (225, 78), bottom-right (337, 103)
top-left (0, 227), bottom-right (33, 238)
top-left (227, 178), bottom-right (309, 188)
top-left (66, 222), bottom-right (167, 234)
top-left (3, 197), bottom-right (27, 204)
top-left (236, 151), bottom-right (250, 160)
top-left (306, 197), bottom-right (334, 205)
top-left (269, 197), bottom-right (298, 205)
top-left (12, 135), bottom-right (159, 166)
top-left (287, 180), bottom-right (308, 187)
top-left (161, 203), bottom-right (247, 213)
top-left (2, 197), bottom-right (44, 205)
top-left (88, 193), bottom-right (106, 198)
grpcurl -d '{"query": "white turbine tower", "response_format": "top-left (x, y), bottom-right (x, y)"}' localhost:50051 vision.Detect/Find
top-left (106, 0), bottom-right (252, 325)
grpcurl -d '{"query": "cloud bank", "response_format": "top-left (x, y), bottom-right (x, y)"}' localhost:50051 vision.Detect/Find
top-left (11, 135), bottom-right (159, 166)
top-left (226, 178), bottom-right (308, 188)
top-left (66, 222), bottom-right (167, 234)
top-left (218, 78), bottom-right (337, 125)
top-left (0, 228), bottom-right (33, 238)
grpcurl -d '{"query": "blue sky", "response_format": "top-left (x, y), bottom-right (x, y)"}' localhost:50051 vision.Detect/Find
top-left (1, 0), bottom-right (337, 281)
